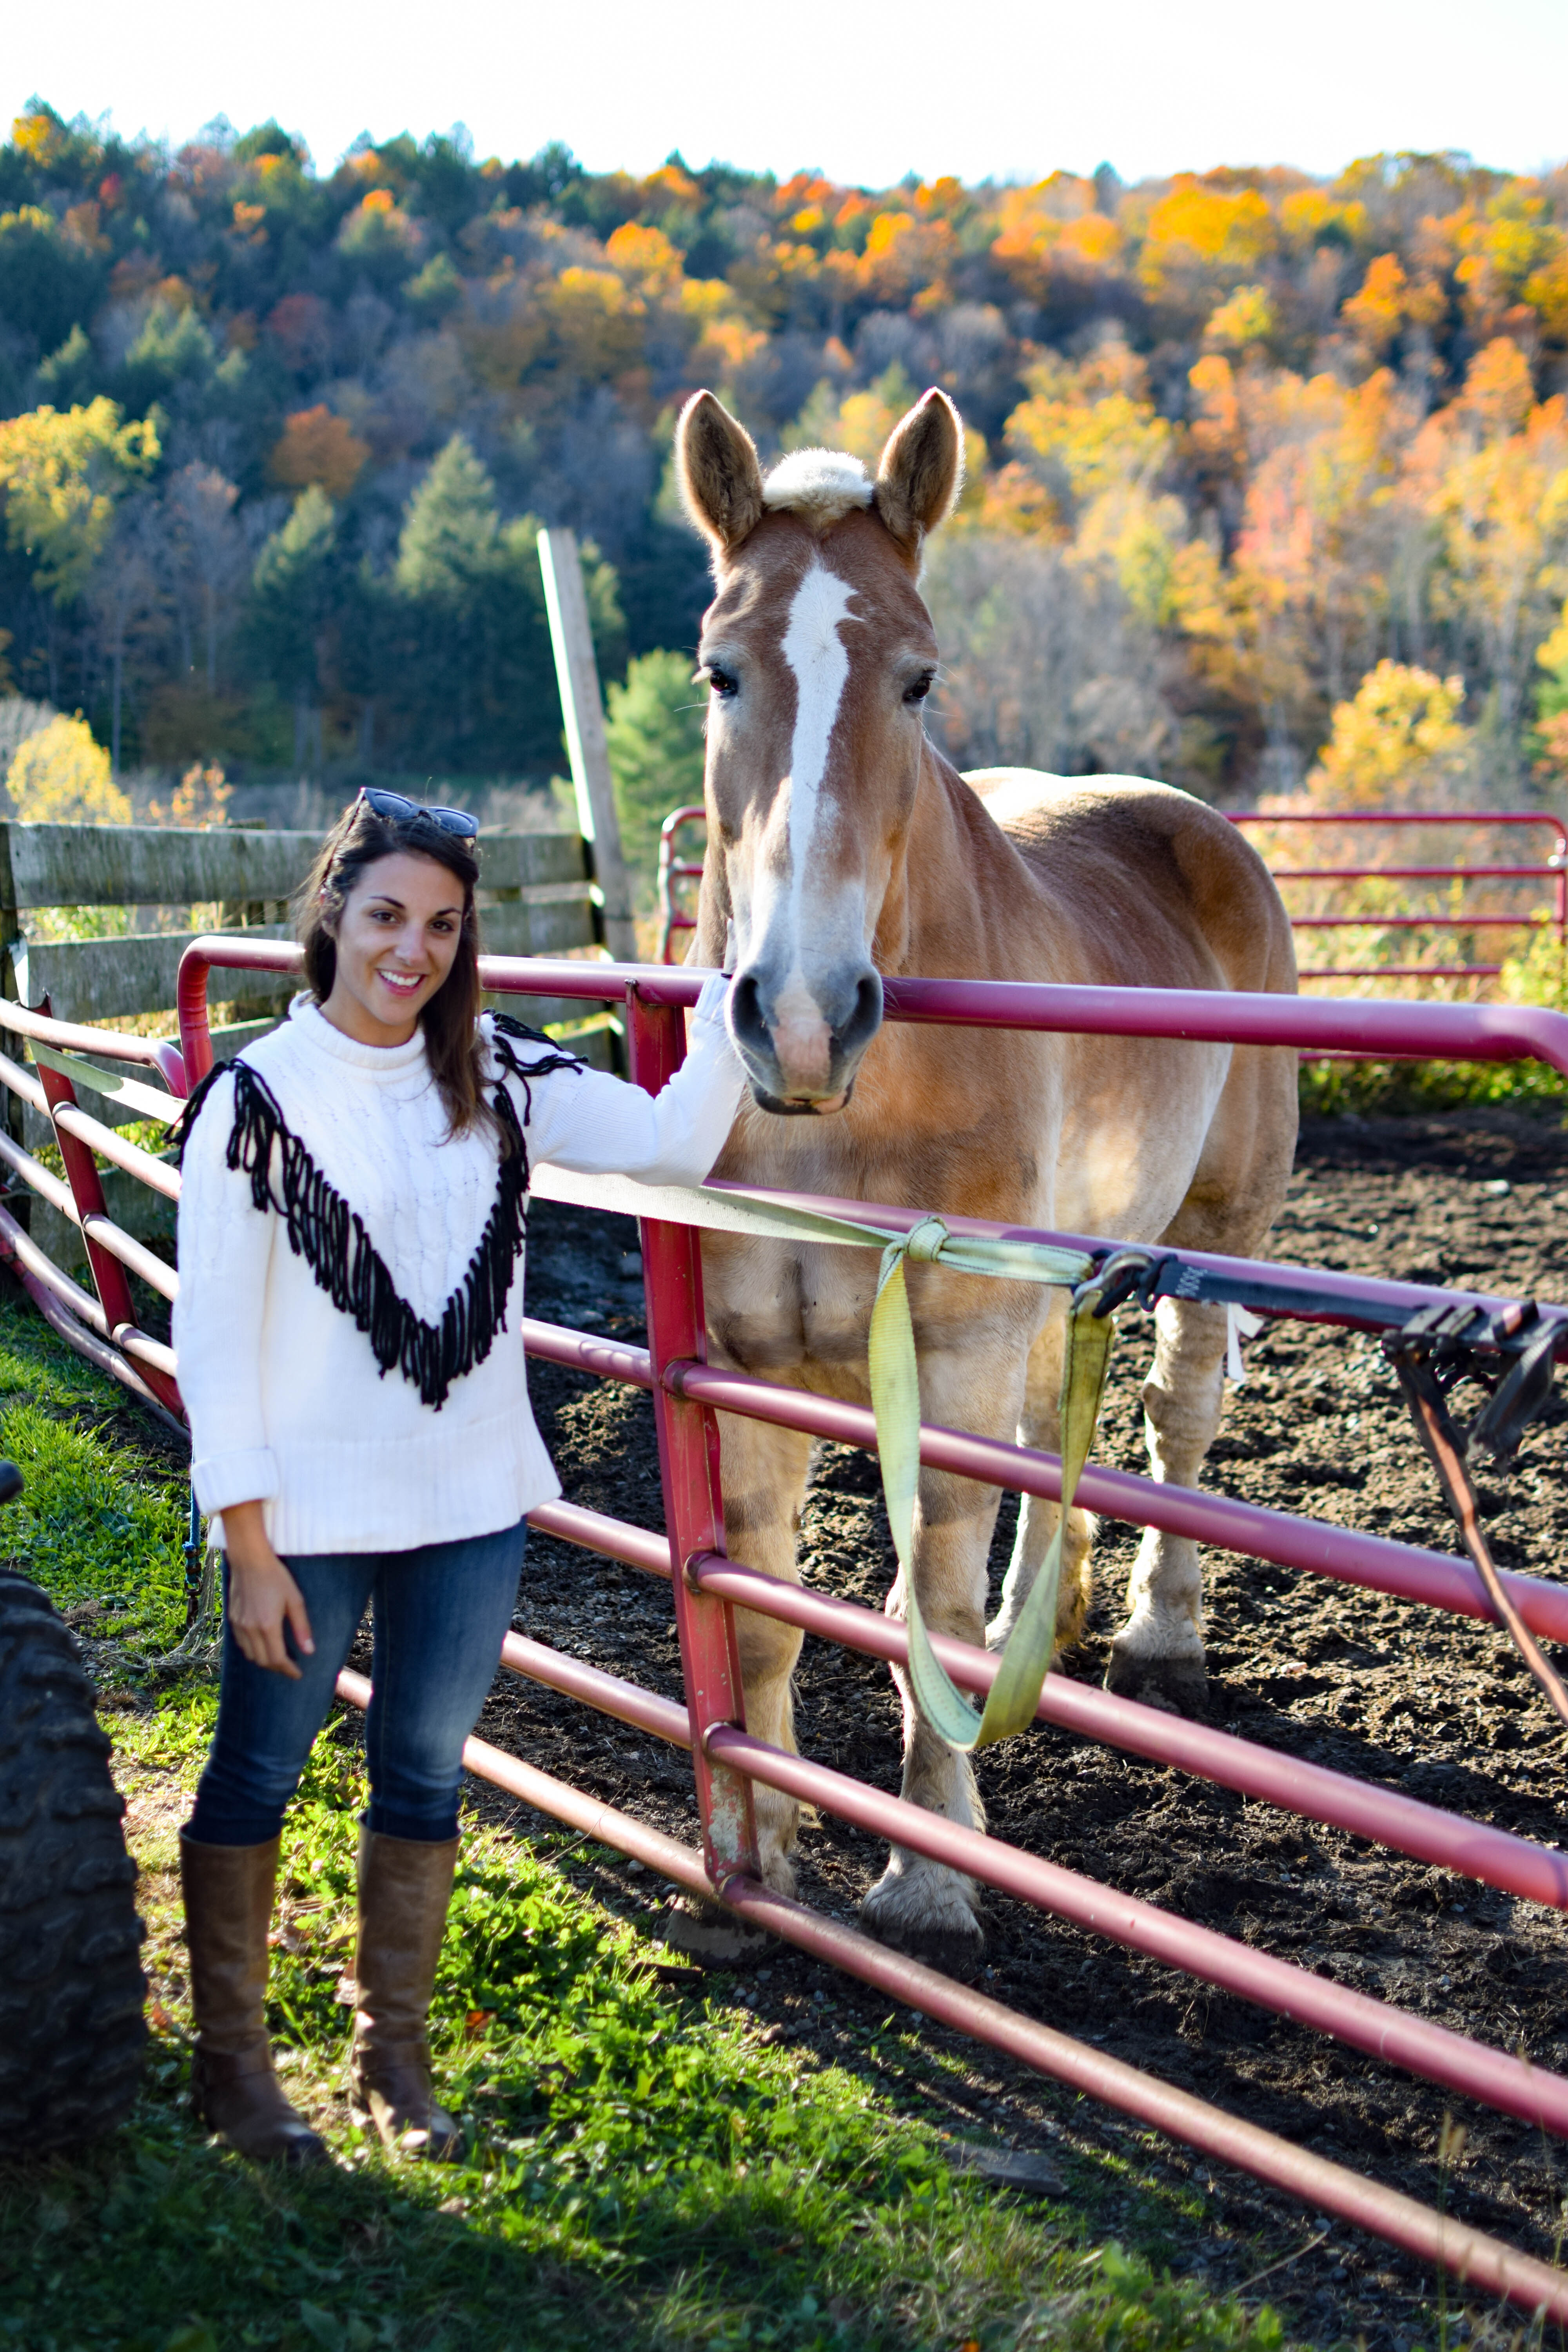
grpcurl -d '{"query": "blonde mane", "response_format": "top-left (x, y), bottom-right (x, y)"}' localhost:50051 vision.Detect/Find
top-left (761, 447), bottom-right (875, 532)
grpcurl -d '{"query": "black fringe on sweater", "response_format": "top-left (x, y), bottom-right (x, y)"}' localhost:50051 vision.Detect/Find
top-left (178, 1016), bottom-right (586, 1410)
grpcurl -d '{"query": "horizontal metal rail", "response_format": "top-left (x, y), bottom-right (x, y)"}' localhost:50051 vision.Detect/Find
top-left (0, 992), bottom-right (182, 1074)
top-left (333, 1657), bottom-right (1568, 2321)
top-left (1280, 866), bottom-right (1563, 885)
top-left (174, 935), bottom-right (1568, 1077)
top-left (488, 1617), bottom-right (1568, 2128)
top-left (519, 1495), bottom-right (1568, 1911)
top-left (51, 1101), bottom-right (181, 1200)
top-left (1291, 910), bottom-right (1551, 928)
top-left (1228, 809), bottom-right (1568, 986)
top-left (518, 1317), bottom-right (1568, 1646)
top-left (710, 1716), bottom-right (1568, 2132)
top-left (1229, 812), bottom-right (1568, 840)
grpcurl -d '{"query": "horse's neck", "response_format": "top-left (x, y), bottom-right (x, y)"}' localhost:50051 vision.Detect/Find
top-left (877, 744), bottom-right (1027, 981)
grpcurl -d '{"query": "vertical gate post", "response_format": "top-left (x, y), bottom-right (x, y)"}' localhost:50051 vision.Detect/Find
top-left (537, 526), bottom-right (639, 970)
top-left (36, 1008), bottom-right (182, 1416)
top-left (625, 983), bottom-right (759, 1890)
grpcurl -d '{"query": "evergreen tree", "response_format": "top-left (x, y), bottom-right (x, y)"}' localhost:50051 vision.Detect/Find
top-left (249, 487), bottom-right (338, 770)
top-left (604, 648), bottom-right (707, 908)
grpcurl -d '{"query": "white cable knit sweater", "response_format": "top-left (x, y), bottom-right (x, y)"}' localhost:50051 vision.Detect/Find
top-left (173, 992), bottom-right (745, 1555)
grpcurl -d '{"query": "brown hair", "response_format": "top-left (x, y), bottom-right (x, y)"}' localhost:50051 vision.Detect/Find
top-left (295, 797), bottom-right (503, 1147)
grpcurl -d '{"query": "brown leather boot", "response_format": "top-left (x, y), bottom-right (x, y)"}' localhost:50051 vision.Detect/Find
top-left (348, 1829), bottom-right (462, 2161)
top-left (179, 1831), bottom-right (327, 2166)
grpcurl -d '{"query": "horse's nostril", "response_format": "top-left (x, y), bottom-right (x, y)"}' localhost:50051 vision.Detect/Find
top-left (836, 970), bottom-right (884, 1058)
top-left (729, 972), bottom-right (769, 1053)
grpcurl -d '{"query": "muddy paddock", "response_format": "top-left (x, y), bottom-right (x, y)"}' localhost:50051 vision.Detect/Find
top-left (460, 1110), bottom-right (1568, 2345)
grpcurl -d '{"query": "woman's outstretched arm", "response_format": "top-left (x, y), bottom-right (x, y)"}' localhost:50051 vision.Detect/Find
top-left (510, 969), bottom-right (746, 1189)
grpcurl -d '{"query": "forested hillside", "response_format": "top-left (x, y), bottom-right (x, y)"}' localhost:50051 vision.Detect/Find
top-left (1, 98), bottom-right (1567, 818)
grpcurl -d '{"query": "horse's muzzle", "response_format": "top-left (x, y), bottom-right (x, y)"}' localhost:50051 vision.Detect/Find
top-left (729, 965), bottom-right (883, 1114)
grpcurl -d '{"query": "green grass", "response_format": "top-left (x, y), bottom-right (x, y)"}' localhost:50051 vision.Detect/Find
top-left (1298, 1053), bottom-right (1568, 1120)
top-left (3, 1733), bottom-right (1293, 2352)
top-left (0, 1296), bottom-right (189, 1646)
top-left (0, 1296), bottom-right (1312, 2350)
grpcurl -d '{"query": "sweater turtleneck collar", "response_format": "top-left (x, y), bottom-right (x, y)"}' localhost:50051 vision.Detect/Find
top-left (285, 994), bottom-right (431, 1076)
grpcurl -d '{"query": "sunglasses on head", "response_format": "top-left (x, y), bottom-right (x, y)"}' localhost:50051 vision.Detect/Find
top-left (356, 787), bottom-right (479, 840)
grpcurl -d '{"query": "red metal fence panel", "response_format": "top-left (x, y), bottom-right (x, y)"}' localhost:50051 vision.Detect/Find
top-left (4, 935), bottom-right (1568, 2313)
top-left (1227, 809), bottom-right (1568, 985)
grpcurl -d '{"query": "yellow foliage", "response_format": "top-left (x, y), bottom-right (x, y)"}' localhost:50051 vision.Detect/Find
top-left (1306, 661), bottom-right (1467, 809)
top-left (856, 211), bottom-right (958, 308)
top-left (1278, 189), bottom-right (1367, 249)
top-left (11, 109), bottom-right (63, 166)
top-left (1537, 596), bottom-right (1568, 679)
top-left (1204, 285), bottom-right (1275, 351)
top-left (6, 714), bottom-right (131, 823)
top-left (991, 180), bottom-right (1120, 303)
top-left (1455, 337), bottom-right (1537, 438)
top-left (1140, 178), bottom-right (1274, 299)
top-left (1526, 245), bottom-right (1568, 345)
top-left (145, 762), bottom-right (232, 829)
top-left (1342, 254), bottom-right (1443, 355)
top-left (1006, 352), bottom-right (1171, 506)
top-left (605, 222), bottom-right (684, 301)
top-left (543, 267), bottom-right (646, 380)
top-left (269, 405), bottom-right (370, 500)
top-left (0, 400), bottom-right (159, 606)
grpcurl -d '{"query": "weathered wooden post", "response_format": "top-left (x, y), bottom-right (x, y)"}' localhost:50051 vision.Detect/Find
top-left (537, 526), bottom-right (639, 967)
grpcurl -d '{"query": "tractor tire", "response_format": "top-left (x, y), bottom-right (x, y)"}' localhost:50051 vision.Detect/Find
top-left (0, 1569), bottom-right (146, 2152)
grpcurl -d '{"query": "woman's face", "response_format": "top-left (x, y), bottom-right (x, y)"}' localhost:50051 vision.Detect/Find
top-left (319, 850), bottom-right (467, 1047)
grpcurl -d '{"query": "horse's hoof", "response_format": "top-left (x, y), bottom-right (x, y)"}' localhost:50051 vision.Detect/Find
top-left (661, 1902), bottom-right (775, 1968)
top-left (1104, 1645), bottom-right (1209, 1716)
top-left (858, 1888), bottom-right (986, 1979)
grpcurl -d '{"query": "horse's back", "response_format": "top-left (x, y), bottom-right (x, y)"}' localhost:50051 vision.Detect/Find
top-left (962, 767), bottom-right (1296, 998)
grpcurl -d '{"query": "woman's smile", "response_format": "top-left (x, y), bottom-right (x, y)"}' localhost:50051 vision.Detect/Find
top-left (318, 850), bottom-right (466, 1047)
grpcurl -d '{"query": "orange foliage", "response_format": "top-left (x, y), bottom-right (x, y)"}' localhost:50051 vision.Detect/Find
top-left (269, 406), bottom-right (370, 499)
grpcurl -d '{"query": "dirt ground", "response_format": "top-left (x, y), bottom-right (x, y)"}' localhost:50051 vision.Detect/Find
top-left (472, 1109), bottom-right (1568, 2349)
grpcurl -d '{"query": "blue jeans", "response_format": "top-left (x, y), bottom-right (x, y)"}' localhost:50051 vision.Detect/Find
top-left (187, 1522), bottom-right (526, 1847)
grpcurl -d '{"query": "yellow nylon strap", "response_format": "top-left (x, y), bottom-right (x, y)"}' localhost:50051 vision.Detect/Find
top-left (870, 1238), bottom-right (1116, 1753)
top-left (27, 1043), bottom-right (181, 1126)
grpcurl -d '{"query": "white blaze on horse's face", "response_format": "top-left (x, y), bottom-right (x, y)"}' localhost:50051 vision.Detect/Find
top-left (678, 387), bottom-right (963, 1113)
top-left (700, 521), bottom-right (937, 1112)
top-left (744, 559), bottom-right (859, 1098)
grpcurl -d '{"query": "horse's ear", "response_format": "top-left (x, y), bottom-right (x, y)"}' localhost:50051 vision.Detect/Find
top-left (875, 388), bottom-right (964, 564)
top-left (676, 391), bottom-right (765, 557)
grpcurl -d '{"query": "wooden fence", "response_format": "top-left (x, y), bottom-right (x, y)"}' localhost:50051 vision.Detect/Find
top-left (0, 526), bottom-right (639, 1266)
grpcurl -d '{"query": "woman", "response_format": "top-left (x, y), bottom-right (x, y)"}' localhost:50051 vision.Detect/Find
top-left (173, 790), bottom-right (742, 2167)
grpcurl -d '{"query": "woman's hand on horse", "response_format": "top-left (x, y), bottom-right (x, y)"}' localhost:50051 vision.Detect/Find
top-left (223, 1501), bottom-right (315, 1679)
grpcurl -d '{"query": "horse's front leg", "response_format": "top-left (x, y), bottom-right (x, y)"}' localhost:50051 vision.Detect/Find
top-left (1105, 1294), bottom-right (1227, 1712)
top-left (860, 1340), bottom-right (1023, 1973)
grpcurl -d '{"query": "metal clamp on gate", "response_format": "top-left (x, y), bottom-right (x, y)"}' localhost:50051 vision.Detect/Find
top-left (1385, 1301), bottom-right (1568, 1731)
top-left (1383, 1298), bottom-right (1564, 1464)
top-left (1084, 1247), bottom-right (1175, 1318)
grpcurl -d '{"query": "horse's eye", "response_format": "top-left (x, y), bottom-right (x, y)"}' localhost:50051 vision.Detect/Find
top-left (904, 670), bottom-right (934, 706)
top-left (706, 664), bottom-right (738, 700)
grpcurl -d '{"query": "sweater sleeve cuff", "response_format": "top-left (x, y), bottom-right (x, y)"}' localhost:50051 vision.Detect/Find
top-left (192, 1448), bottom-right (280, 1515)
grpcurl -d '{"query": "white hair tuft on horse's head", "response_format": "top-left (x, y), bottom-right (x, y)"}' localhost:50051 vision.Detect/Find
top-left (761, 448), bottom-right (876, 532)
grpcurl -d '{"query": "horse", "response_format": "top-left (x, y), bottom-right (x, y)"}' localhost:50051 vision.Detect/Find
top-left (677, 384), bottom-right (1298, 1969)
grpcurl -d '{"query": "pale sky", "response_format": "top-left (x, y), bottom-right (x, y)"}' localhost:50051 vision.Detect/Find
top-left (5, 0), bottom-right (1566, 191)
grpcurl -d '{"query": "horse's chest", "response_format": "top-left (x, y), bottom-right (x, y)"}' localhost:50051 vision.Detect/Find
top-left (705, 1239), bottom-right (875, 1385)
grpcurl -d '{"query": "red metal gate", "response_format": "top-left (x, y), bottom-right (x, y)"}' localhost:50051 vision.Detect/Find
top-left (4, 943), bottom-right (1568, 2316)
top-left (1227, 809), bottom-right (1568, 985)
